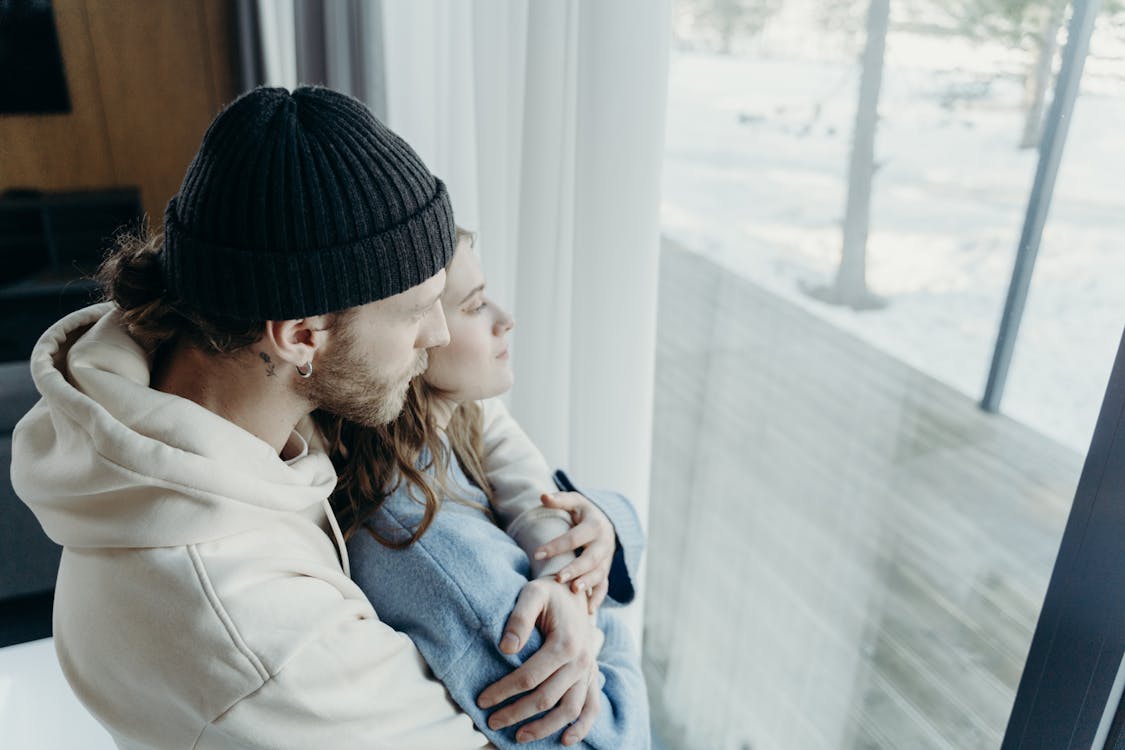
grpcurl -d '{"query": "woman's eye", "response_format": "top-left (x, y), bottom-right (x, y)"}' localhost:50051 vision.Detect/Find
top-left (470, 300), bottom-right (488, 314)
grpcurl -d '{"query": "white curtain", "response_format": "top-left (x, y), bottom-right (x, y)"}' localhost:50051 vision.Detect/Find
top-left (252, 0), bottom-right (386, 116)
top-left (255, 0), bottom-right (298, 89)
top-left (254, 0), bottom-right (674, 638)
top-left (383, 0), bottom-right (673, 639)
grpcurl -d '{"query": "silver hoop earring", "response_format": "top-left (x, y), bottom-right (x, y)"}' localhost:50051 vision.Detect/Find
top-left (296, 361), bottom-right (313, 379)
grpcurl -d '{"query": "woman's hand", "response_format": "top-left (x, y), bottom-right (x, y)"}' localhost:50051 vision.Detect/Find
top-left (477, 578), bottom-right (603, 744)
top-left (534, 492), bottom-right (616, 613)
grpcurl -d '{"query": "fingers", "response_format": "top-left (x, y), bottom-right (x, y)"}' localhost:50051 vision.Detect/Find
top-left (561, 544), bottom-right (613, 589)
top-left (488, 660), bottom-right (583, 735)
top-left (534, 524), bottom-right (600, 563)
top-left (570, 568), bottom-right (609, 598)
top-left (562, 674), bottom-right (601, 745)
top-left (554, 545), bottom-right (609, 586)
top-left (499, 582), bottom-right (548, 655)
top-left (513, 678), bottom-right (589, 743)
top-left (539, 491), bottom-right (585, 515)
top-left (478, 635), bottom-right (578, 710)
top-left (587, 579), bottom-right (609, 614)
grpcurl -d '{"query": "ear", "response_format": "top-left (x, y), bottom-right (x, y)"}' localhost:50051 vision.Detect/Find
top-left (263, 315), bottom-right (333, 370)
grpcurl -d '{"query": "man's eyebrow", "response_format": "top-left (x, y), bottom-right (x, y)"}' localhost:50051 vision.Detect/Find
top-left (458, 283), bottom-right (486, 306)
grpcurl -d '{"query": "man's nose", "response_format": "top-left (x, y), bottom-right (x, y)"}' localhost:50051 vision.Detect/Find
top-left (423, 301), bottom-right (450, 349)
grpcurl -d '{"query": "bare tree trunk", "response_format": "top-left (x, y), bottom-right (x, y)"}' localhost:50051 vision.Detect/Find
top-left (828, 0), bottom-right (889, 309)
top-left (719, 27), bottom-right (733, 54)
top-left (1020, 1), bottom-right (1065, 149)
top-left (716, 0), bottom-right (738, 54)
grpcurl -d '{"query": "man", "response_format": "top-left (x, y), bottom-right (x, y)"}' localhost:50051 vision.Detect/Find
top-left (11, 87), bottom-right (626, 748)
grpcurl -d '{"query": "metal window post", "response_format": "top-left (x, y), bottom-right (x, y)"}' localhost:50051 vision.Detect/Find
top-left (981, 0), bottom-right (1101, 413)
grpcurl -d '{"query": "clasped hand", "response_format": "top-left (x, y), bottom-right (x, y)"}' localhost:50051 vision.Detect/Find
top-left (477, 491), bottom-right (618, 745)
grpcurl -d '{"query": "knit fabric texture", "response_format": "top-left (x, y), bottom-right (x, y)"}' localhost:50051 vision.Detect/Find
top-left (161, 86), bottom-right (456, 320)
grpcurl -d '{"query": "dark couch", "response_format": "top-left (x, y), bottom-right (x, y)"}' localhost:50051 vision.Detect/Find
top-left (0, 359), bottom-right (60, 601)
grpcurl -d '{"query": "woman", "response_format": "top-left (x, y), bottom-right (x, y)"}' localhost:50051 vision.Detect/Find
top-left (317, 229), bottom-right (649, 748)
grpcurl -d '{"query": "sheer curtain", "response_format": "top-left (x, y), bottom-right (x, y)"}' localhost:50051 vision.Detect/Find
top-left (384, 1), bottom-right (672, 638)
top-left (250, 0), bottom-right (673, 636)
top-left (247, 0), bottom-right (386, 116)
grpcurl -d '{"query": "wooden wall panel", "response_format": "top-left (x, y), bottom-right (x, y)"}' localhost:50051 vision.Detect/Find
top-left (0, 0), bottom-right (238, 222)
top-left (0, 0), bottom-right (117, 191)
top-left (202, 0), bottom-right (239, 110)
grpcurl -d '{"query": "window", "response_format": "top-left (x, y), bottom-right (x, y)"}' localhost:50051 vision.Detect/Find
top-left (645, 1), bottom-right (1124, 746)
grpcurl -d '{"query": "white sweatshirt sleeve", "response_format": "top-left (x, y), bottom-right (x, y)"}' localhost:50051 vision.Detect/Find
top-left (195, 587), bottom-right (496, 750)
top-left (478, 397), bottom-right (576, 578)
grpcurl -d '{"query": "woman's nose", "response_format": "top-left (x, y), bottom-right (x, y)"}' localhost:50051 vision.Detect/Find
top-left (495, 308), bottom-right (515, 334)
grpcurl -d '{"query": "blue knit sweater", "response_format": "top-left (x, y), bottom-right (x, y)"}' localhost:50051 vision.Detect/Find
top-left (347, 453), bottom-right (650, 749)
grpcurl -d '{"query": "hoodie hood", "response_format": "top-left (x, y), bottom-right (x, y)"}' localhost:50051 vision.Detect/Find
top-left (12, 303), bottom-right (338, 550)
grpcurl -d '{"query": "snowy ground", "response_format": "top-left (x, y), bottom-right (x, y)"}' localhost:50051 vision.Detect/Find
top-left (661, 41), bottom-right (1125, 455)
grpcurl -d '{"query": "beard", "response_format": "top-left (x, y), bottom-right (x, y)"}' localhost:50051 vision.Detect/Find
top-left (299, 323), bottom-right (429, 429)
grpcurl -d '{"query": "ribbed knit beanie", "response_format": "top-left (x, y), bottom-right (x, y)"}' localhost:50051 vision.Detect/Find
top-left (161, 86), bottom-right (455, 320)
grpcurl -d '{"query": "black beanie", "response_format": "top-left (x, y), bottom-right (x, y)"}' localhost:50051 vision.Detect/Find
top-left (161, 86), bottom-right (456, 320)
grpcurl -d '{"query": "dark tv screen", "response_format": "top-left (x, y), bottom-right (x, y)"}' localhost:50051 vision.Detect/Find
top-left (0, 0), bottom-right (71, 115)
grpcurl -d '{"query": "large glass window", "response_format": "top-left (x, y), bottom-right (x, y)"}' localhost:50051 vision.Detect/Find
top-left (1002, 13), bottom-right (1125, 452)
top-left (645, 1), bottom-right (1124, 747)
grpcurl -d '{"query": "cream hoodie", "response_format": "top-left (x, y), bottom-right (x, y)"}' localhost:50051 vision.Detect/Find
top-left (12, 303), bottom-right (572, 750)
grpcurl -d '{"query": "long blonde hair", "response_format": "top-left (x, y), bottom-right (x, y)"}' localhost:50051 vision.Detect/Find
top-left (316, 366), bottom-right (494, 549)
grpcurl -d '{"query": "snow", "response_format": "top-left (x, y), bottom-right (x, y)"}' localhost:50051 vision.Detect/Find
top-left (661, 38), bottom-right (1125, 455)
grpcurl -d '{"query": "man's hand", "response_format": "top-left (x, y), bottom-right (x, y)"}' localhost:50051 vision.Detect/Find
top-left (477, 578), bottom-right (603, 744)
top-left (534, 492), bottom-right (616, 613)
